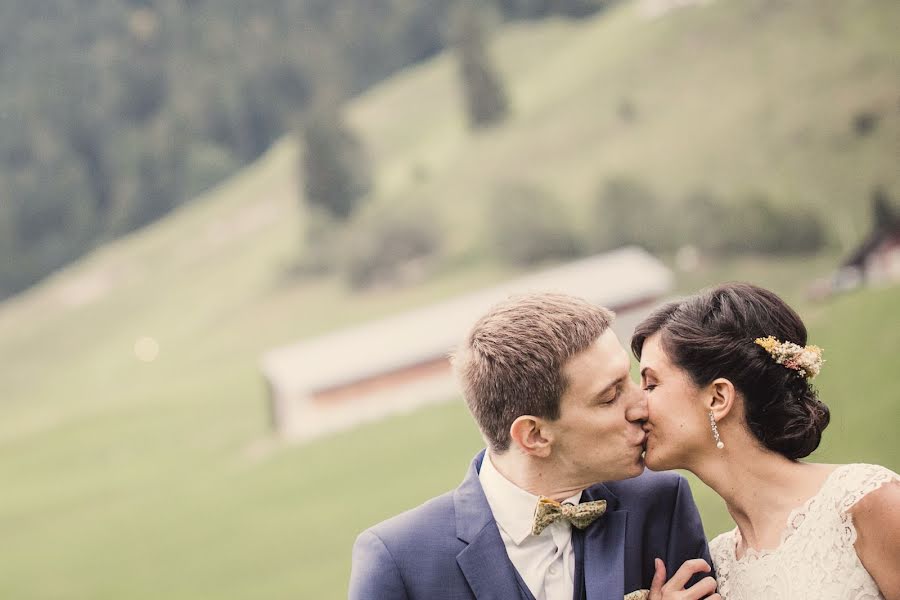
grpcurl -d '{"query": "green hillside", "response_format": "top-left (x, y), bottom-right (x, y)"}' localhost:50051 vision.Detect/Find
top-left (0, 0), bottom-right (898, 597)
top-left (346, 0), bottom-right (899, 251)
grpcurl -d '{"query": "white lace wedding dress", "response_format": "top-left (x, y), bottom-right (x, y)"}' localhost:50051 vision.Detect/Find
top-left (710, 463), bottom-right (899, 600)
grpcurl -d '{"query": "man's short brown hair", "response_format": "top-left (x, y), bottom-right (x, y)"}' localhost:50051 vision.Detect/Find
top-left (452, 293), bottom-right (614, 452)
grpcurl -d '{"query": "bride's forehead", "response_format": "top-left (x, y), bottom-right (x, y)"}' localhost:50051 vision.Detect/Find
top-left (638, 334), bottom-right (680, 371)
top-left (638, 333), bottom-right (665, 360)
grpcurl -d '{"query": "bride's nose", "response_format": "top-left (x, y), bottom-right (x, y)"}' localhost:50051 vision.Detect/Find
top-left (624, 381), bottom-right (648, 423)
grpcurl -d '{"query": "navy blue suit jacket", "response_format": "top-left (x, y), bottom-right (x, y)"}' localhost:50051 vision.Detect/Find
top-left (349, 451), bottom-right (712, 600)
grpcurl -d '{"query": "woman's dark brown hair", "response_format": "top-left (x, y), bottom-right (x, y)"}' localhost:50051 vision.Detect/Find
top-left (631, 282), bottom-right (829, 460)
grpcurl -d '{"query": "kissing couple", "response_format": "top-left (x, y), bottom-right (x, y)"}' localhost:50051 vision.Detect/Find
top-left (350, 283), bottom-right (899, 600)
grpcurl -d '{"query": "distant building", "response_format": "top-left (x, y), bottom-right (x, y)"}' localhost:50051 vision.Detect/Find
top-left (638, 0), bottom-right (717, 19)
top-left (840, 220), bottom-right (900, 286)
top-left (260, 247), bottom-right (674, 442)
top-left (809, 195), bottom-right (900, 300)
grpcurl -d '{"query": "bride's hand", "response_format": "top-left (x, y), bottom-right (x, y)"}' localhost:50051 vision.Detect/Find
top-left (649, 558), bottom-right (721, 600)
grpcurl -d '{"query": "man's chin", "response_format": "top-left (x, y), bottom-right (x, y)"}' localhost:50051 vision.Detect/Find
top-left (620, 455), bottom-right (646, 480)
top-left (592, 461), bottom-right (643, 483)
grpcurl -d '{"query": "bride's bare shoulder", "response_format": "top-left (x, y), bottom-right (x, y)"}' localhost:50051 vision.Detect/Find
top-left (848, 465), bottom-right (900, 600)
top-left (850, 466), bottom-right (900, 526)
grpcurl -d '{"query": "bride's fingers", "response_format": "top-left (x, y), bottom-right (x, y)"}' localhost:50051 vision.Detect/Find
top-left (685, 575), bottom-right (718, 600)
top-left (667, 558), bottom-right (712, 590)
top-left (649, 558), bottom-right (666, 597)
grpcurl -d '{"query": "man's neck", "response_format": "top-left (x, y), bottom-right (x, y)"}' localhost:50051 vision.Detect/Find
top-left (489, 449), bottom-right (587, 502)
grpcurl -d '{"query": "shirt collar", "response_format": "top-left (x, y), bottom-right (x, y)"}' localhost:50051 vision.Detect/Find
top-left (479, 452), bottom-right (582, 545)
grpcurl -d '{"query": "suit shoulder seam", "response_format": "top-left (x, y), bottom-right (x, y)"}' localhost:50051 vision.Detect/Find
top-left (362, 529), bottom-right (411, 599)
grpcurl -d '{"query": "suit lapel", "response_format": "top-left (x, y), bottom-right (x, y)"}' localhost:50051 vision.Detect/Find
top-left (581, 484), bottom-right (627, 600)
top-left (457, 526), bottom-right (526, 600)
top-left (454, 451), bottom-right (526, 600)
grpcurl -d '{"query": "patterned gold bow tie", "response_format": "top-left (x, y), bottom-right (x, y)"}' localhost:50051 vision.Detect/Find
top-left (531, 497), bottom-right (607, 535)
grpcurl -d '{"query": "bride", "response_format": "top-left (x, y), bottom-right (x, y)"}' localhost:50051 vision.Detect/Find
top-left (632, 282), bottom-right (898, 600)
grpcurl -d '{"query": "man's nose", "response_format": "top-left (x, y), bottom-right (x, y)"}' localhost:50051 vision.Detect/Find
top-left (624, 381), bottom-right (648, 423)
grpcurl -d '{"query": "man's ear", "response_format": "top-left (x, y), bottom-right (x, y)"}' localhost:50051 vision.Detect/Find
top-left (706, 378), bottom-right (736, 422)
top-left (509, 415), bottom-right (553, 458)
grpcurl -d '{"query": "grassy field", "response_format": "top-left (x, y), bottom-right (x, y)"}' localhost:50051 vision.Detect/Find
top-left (0, 0), bottom-right (898, 597)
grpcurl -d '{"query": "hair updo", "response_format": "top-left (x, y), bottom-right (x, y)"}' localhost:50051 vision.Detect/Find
top-left (631, 282), bottom-right (830, 460)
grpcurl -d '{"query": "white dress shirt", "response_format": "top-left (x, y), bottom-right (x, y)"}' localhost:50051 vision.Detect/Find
top-left (479, 453), bottom-right (582, 600)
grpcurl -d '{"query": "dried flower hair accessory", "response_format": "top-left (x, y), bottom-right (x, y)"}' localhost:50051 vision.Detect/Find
top-left (754, 336), bottom-right (824, 379)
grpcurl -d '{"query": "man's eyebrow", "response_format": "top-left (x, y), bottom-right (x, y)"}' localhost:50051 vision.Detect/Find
top-left (595, 375), bottom-right (626, 400)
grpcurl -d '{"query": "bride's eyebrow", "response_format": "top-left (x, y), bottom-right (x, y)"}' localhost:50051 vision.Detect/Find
top-left (640, 367), bottom-right (656, 379)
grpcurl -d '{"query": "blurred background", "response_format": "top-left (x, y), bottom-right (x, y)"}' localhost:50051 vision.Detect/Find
top-left (0, 0), bottom-right (898, 597)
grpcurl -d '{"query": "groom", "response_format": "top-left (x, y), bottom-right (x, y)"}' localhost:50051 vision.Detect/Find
top-left (350, 293), bottom-right (717, 600)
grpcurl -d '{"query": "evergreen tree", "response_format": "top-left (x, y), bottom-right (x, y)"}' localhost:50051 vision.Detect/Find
top-left (300, 107), bottom-right (371, 221)
top-left (872, 186), bottom-right (898, 229)
top-left (452, 1), bottom-right (509, 129)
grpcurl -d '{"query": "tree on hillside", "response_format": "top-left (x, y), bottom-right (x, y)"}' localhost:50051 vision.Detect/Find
top-left (497, 0), bottom-right (605, 19)
top-left (130, 121), bottom-right (189, 230)
top-left (872, 186), bottom-right (898, 229)
top-left (62, 109), bottom-right (115, 222)
top-left (300, 106), bottom-right (371, 222)
top-left (451, 1), bottom-right (509, 129)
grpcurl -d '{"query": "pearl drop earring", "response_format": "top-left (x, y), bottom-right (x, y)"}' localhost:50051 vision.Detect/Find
top-left (709, 410), bottom-right (724, 449)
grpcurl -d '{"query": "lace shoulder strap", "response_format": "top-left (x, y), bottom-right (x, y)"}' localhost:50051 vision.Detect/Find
top-left (826, 463), bottom-right (900, 514)
top-left (708, 529), bottom-right (736, 567)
